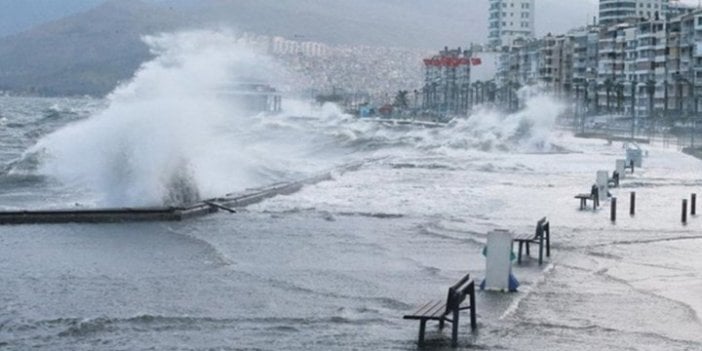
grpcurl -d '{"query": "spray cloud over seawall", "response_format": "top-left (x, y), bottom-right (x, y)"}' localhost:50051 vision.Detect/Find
top-left (333, 88), bottom-right (565, 155)
top-left (456, 86), bottom-right (565, 152)
top-left (22, 30), bottom-right (564, 208)
top-left (29, 30), bottom-right (344, 207)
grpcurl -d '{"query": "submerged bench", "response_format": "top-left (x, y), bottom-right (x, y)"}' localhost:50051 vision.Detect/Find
top-left (609, 170), bottom-right (620, 188)
top-left (513, 217), bottom-right (550, 265)
top-left (575, 184), bottom-right (599, 210)
top-left (403, 273), bottom-right (477, 347)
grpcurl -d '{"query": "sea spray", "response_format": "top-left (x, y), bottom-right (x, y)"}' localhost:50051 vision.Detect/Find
top-left (27, 30), bottom-right (344, 207)
top-left (452, 86), bottom-right (565, 152)
top-left (326, 89), bottom-right (566, 154)
top-left (21, 29), bottom-right (564, 207)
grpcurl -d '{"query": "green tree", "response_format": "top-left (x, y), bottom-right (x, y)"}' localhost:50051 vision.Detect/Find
top-left (393, 90), bottom-right (410, 109)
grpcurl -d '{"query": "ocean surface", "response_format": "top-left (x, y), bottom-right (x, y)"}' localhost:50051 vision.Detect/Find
top-left (1, 95), bottom-right (702, 350)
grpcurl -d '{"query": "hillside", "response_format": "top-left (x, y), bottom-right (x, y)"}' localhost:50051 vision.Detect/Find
top-left (0, 0), bottom-right (188, 96)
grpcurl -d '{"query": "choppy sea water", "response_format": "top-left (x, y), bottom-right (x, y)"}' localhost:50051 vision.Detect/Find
top-left (1, 96), bottom-right (702, 350)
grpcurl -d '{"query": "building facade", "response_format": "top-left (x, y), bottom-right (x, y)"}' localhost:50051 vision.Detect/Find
top-left (490, 7), bottom-right (702, 120)
top-left (599, 0), bottom-right (669, 27)
top-left (422, 47), bottom-right (475, 115)
top-left (488, 0), bottom-right (536, 48)
top-left (667, 0), bottom-right (695, 19)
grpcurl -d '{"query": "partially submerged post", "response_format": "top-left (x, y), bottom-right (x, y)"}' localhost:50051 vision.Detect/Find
top-left (682, 199), bottom-right (688, 224)
top-left (611, 197), bottom-right (617, 222)
top-left (630, 192), bottom-right (636, 216)
top-left (692, 194), bottom-right (697, 216)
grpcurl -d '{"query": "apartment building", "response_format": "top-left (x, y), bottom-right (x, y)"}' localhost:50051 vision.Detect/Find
top-left (488, 0), bottom-right (536, 48)
top-left (599, 0), bottom-right (669, 27)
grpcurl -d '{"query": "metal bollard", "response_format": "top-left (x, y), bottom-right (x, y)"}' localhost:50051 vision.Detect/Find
top-left (692, 194), bottom-right (697, 216)
top-left (682, 199), bottom-right (688, 224)
top-left (630, 192), bottom-right (636, 216)
top-left (611, 197), bottom-right (617, 222)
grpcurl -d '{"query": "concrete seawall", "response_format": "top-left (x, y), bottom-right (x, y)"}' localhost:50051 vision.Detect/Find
top-left (0, 161), bottom-right (366, 225)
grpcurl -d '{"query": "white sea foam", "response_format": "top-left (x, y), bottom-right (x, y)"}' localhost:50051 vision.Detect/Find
top-left (28, 30), bottom-right (343, 207)
top-left (25, 29), bottom-right (565, 207)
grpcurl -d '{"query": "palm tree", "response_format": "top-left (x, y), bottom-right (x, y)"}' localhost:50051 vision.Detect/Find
top-left (393, 90), bottom-right (410, 109)
top-left (511, 81), bottom-right (522, 111)
top-left (645, 79), bottom-right (656, 118)
top-left (604, 78), bottom-right (613, 113)
top-left (616, 82), bottom-right (624, 114)
top-left (645, 79), bottom-right (656, 139)
top-left (473, 81), bottom-right (483, 105)
top-left (485, 80), bottom-right (497, 103)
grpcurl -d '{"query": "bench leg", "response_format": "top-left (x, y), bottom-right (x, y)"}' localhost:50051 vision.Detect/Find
top-left (517, 241), bottom-right (523, 264)
top-left (469, 283), bottom-right (477, 330)
top-left (418, 320), bottom-right (426, 346)
top-left (439, 317), bottom-right (445, 330)
top-left (538, 236), bottom-right (544, 265)
top-left (546, 230), bottom-right (551, 257)
top-left (526, 242), bottom-right (530, 256)
top-left (452, 309), bottom-right (459, 347)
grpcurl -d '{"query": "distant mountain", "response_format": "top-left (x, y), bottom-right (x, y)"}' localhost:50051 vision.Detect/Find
top-left (0, 0), bottom-right (106, 38)
top-left (0, 0), bottom-right (187, 96)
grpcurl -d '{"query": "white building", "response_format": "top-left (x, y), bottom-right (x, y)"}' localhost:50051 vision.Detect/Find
top-left (488, 0), bottom-right (536, 48)
top-left (599, 0), bottom-right (669, 27)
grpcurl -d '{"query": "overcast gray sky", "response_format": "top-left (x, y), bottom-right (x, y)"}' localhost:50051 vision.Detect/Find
top-left (0, 0), bottom-right (700, 39)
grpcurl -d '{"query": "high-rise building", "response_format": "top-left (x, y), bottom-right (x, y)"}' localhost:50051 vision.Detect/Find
top-left (488, 0), bottom-right (536, 48)
top-left (667, 0), bottom-right (694, 19)
top-left (599, 0), bottom-right (669, 27)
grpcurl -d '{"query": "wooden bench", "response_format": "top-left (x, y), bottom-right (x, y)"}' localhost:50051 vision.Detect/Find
top-left (403, 273), bottom-right (477, 347)
top-left (609, 170), bottom-right (620, 188)
top-left (575, 184), bottom-right (599, 210)
top-left (513, 217), bottom-right (550, 265)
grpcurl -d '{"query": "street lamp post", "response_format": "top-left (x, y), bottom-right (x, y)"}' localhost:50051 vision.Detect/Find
top-left (631, 80), bottom-right (637, 140)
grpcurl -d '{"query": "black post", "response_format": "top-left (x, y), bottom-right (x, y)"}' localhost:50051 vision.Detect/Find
top-left (630, 192), bottom-right (636, 216)
top-left (692, 194), bottom-right (697, 216)
top-left (682, 199), bottom-right (688, 224)
top-left (611, 197), bottom-right (617, 222)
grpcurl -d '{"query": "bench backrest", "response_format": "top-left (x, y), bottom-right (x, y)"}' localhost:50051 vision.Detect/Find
top-left (445, 273), bottom-right (473, 314)
top-left (590, 184), bottom-right (599, 199)
top-left (534, 217), bottom-right (548, 239)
